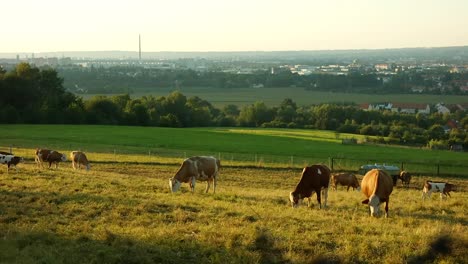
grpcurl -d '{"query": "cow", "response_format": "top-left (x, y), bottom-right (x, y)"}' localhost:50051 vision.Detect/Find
top-left (0, 154), bottom-right (23, 173)
top-left (70, 151), bottom-right (91, 171)
top-left (331, 172), bottom-right (360, 191)
top-left (289, 164), bottom-right (331, 209)
top-left (361, 169), bottom-right (393, 218)
top-left (35, 148), bottom-right (67, 169)
top-left (169, 156), bottom-right (220, 193)
top-left (399, 171), bottom-right (411, 187)
top-left (422, 181), bottom-right (456, 200)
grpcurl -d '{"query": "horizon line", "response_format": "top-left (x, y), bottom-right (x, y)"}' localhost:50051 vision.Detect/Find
top-left (2, 44), bottom-right (468, 55)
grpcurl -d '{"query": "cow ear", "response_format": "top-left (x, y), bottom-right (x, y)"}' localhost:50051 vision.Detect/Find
top-left (362, 199), bottom-right (369, 204)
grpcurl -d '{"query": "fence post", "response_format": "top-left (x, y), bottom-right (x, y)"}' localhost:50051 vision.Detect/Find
top-left (255, 154), bottom-right (257, 165)
top-left (437, 163), bottom-right (440, 176)
top-left (401, 162), bottom-right (404, 171)
top-left (9, 145), bottom-right (12, 154)
top-left (290, 156), bottom-right (294, 167)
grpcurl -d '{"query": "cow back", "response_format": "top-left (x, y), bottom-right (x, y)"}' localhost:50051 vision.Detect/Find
top-left (361, 169), bottom-right (393, 199)
top-left (296, 164), bottom-right (330, 192)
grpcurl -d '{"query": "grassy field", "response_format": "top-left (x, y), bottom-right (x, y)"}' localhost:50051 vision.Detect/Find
top-left (0, 153), bottom-right (466, 263)
top-left (78, 87), bottom-right (468, 107)
top-left (1, 125), bottom-right (467, 177)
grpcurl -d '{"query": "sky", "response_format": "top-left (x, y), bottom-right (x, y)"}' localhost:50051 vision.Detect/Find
top-left (2, 0), bottom-right (468, 53)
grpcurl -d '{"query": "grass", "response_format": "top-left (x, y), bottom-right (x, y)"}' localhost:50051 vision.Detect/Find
top-left (1, 125), bottom-right (466, 176)
top-left (0, 157), bottom-right (466, 263)
top-left (78, 87), bottom-right (468, 107)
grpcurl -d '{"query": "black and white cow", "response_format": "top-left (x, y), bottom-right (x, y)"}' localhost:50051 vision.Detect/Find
top-left (0, 154), bottom-right (24, 173)
top-left (422, 181), bottom-right (456, 200)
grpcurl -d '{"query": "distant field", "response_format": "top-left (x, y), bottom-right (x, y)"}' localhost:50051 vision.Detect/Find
top-left (1, 125), bottom-right (466, 176)
top-left (77, 87), bottom-right (468, 107)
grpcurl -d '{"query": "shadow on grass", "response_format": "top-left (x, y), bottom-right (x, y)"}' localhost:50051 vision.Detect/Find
top-left (407, 234), bottom-right (468, 264)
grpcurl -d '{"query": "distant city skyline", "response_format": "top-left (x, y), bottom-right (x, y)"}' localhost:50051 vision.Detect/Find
top-left (2, 0), bottom-right (468, 53)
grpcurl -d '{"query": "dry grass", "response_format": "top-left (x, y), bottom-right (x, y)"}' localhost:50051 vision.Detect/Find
top-left (0, 155), bottom-right (466, 263)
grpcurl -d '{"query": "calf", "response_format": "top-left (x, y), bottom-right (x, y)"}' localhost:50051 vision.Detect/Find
top-left (289, 164), bottom-right (330, 209)
top-left (70, 151), bottom-right (91, 171)
top-left (361, 169), bottom-right (393, 218)
top-left (0, 154), bottom-right (23, 173)
top-left (35, 148), bottom-right (67, 169)
top-left (331, 173), bottom-right (360, 191)
top-left (422, 181), bottom-right (456, 200)
top-left (399, 171), bottom-right (411, 187)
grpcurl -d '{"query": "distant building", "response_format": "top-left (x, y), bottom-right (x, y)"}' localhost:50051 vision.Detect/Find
top-left (435, 103), bottom-right (450, 114)
top-left (391, 103), bottom-right (430, 114)
top-left (362, 102), bottom-right (430, 114)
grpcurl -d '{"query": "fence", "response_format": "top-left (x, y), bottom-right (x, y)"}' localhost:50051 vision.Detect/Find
top-left (2, 146), bottom-right (467, 178)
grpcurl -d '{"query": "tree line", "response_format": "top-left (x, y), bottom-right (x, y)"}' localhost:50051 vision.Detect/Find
top-left (58, 64), bottom-right (468, 95)
top-left (1, 63), bottom-right (467, 149)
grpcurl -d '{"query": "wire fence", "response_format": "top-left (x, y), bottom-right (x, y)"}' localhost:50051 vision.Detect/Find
top-left (2, 145), bottom-right (467, 178)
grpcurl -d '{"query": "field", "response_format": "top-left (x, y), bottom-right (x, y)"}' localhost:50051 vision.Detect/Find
top-left (0, 125), bottom-right (467, 263)
top-left (78, 87), bottom-right (468, 107)
top-left (0, 152), bottom-right (467, 263)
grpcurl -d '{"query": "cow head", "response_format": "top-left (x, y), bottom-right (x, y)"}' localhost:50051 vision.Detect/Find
top-left (289, 192), bottom-right (300, 208)
top-left (86, 164), bottom-right (91, 171)
top-left (362, 195), bottom-right (381, 217)
top-left (60, 154), bottom-right (67, 162)
top-left (169, 178), bottom-right (181, 193)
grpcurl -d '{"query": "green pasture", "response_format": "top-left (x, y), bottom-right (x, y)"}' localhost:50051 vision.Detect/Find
top-left (0, 157), bottom-right (466, 263)
top-left (0, 125), bottom-right (466, 177)
top-left (78, 87), bottom-right (468, 106)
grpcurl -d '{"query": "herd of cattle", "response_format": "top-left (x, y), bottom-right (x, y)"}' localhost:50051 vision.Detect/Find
top-left (0, 149), bottom-right (90, 172)
top-left (0, 150), bottom-right (458, 217)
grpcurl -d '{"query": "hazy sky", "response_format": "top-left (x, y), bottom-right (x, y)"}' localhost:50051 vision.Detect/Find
top-left (2, 0), bottom-right (468, 53)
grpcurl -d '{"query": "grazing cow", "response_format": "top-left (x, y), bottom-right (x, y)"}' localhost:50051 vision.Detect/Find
top-left (422, 181), bottom-right (456, 200)
top-left (289, 164), bottom-right (331, 209)
top-left (70, 151), bottom-right (90, 171)
top-left (399, 171), bottom-right (411, 187)
top-left (331, 172), bottom-right (360, 191)
top-left (0, 154), bottom-right (23, 173)
top-left (361, 169), bottom-right (394, 218)
top-left (169, 156), bottom-right (220, 193)
top-left (35, 148), bottom-right (67, 169)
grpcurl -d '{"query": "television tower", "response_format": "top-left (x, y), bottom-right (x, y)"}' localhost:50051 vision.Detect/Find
top-left (139, 34), bottom-right (141, 61)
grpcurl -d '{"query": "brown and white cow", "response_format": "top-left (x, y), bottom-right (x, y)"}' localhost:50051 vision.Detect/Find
top-left (289, 164), bottom-right (331, 209)
top-left (399, 171), bottom-right (411, 187)
top-left (361, 169), bottom-right (394, 218)
top-left (35, 148), bottom-right (67, 169)
top-left (331, 172), bottom-right (360, 191)
top-left (422, 181), bottom-right (456, 200)
top-left (0, 154), bottom-right (23, 173)
top-left (70, 151), bottom-right (90, 171)
top-left (169, 156), bottom-right (220, 193)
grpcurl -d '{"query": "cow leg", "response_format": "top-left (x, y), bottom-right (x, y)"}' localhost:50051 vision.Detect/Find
top-left (205, 179), bottom-right (211, 193)
top-left (316, 190), bottom-right (322, 209)
top-left (190, 177), bottom-right (196, 193)
top-left (346, 186), bottom-right (350, 192)
top-left (322, 188), bottom-right (328, 208)
top-left (385, 199), bottom-right (389, 218)
top-left (213, 177), bottom-right (217, 194)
